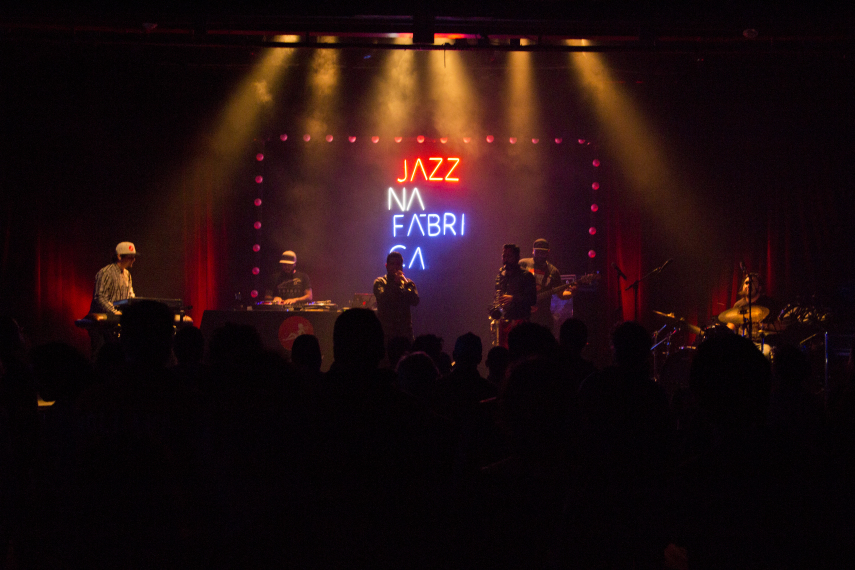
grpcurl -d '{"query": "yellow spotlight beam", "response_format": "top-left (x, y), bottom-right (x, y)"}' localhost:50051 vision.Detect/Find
top-left (570, 41), bottom-right (713, 253)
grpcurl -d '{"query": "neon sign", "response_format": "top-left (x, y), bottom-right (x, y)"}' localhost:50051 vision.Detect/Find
top-left (392, 213), bottom-right (465, 237)
top-left (386, 160), bottom-right (467, 270)
top-left (396, 158), bottom-right (460, 183)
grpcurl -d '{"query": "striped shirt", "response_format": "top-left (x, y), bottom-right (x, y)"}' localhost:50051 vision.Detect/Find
top-left (90, 263), bottom-right (134, 314)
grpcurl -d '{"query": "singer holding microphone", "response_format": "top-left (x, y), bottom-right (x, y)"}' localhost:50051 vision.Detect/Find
top-left (374, 250), bottom-right (420, 347)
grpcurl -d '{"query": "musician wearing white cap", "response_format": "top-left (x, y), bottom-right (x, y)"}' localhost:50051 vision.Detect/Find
top-left (265, 250), bottom-right (313, 305)
top-left (90, 241), bottom-right (137, 316)
top-left (87, 241), bottom-right (137, 358)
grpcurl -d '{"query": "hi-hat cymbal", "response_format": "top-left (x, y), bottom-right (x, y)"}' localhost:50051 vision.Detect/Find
top-left (652, 310), bottom-right (702, 335)
top-left (718, 305), bottom-right (770, 325)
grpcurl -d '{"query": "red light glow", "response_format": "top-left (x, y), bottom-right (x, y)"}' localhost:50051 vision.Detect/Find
top-left (593, 159), bottom-right (601, 167)
top-left (591, 204), bottom-right (599, 212)
top-left (532, 138), bottom-right (539, 144)
top-left (303, 134), bottom-right (311, 142)
top-left (486, 136), bottom-right (494, 143)
top-left (253, 221), bottom-right (262, 229)
top-left (325, 135), bottom-right (333, 142)
top-left (417, 136), bottom-right (425, 143)
top-left (253, 244), bottom-right (261, 252)
top-left (372, 136), bottom-right (379, 143)
top-left (555, 138), bottom-right (563, 144)
top-left (509, 137), bottom-right (517, 144)
top-left (254, 198), bottom-right (262, 206)
top-left (280, 134), bottom-right (287, 141)
top-left (251, 290), bottom-right (258, 298)
top-left (252, 267), bottom-right (260, 275)
top-left (255, 153), bottom-right (264, 161)
top-left (588, 250), bottom-right (596, 258)
top-left (440, 137), bottom-right (448, 144)
top-left (349, 136), bottom-right (356, 143)
top-left (395, 137), bottom-right (402, 143)
top-left (592, 182), bottom-right (600, 190)
top-left (589, 227), bottom-right (597, 235)
top-left (463, 137), bottom-right (471, 143)
top-left (255, 175), bottom-right (263, 183)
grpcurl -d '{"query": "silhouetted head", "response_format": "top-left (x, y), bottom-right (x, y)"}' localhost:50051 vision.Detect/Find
top-left (292, 334), bottom-right (322, 373)
top-left (174, 325), bottom-right (205, 366)
top-left (507, 321), bottom-right (558, 362)
top-left (333, 308), bottom-right (384, 369)
top-left (120, 301), bottom-right (174, 368)
top-left (453, 332), bottom-right (483, 368)
top-left (209, 322), bottom-right (264, 367)
top-left (412, 334), bottom-right (444, 362)
top-left (396, 351), bottom-right (439, 401)
top-left (486, 346), bottom-right (511, 381)
top-left (690, 334), bottom-right (771, 429)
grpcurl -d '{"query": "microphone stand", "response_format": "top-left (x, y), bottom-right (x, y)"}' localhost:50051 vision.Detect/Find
top-left (625, 259), bottom-right (672, 322)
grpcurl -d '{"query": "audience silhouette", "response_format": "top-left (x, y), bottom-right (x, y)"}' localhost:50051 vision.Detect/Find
top-left (4, 305), bottom-right (854, 568)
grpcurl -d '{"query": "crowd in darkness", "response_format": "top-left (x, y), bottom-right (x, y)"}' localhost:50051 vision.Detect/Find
top-left (2, 302), bottom-right (855, 568)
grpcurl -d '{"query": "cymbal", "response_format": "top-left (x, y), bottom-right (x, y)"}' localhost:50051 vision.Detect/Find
top-left (718, 305), bottom-right (770, 325)
top-left (652, 310), bottom-right (702, 335)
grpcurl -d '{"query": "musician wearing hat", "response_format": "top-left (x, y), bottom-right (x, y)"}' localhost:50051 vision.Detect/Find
top-left (90, 241), bottom-right (137, 316)
top-left (265, 250), bottom-right (313, 305)
top-left (519, 238), bottom-right (573, 331)
top-left (87, 241), bottom-right (138, 357)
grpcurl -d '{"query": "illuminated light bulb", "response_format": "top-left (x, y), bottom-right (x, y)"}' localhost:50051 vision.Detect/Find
top-left (372, 136), bottom-right (379, 143)
top-left (255, 175), bottom-right (263, 183)
top-left (417, 136), bottom-right (425, 143)
top-left (440, 137), bottom-right (448, 144)
top-left (463, 137), bottom-right (471, 143)
top-left (554, 138), bottom-right (562, 144)
top-left (593, 159), bottom-right (601, 167)
top-left (348, 136), bottom-right (356, 143)
top-left (325, 135), bottom-right (333, 142)
top-left (280, 134), bottom-right (288, 141)
top-left (252, 267), bottom-right (260, 275)
top-left (252, 244), bottom-right (261, 252)
top-left (578, 139), bottom-right (586, 144)
top-left (253, 221), bottom-right (262, 229)
top-left (509, 137), bottom-right (517, 144)
top-left (254, 198), bottom-right (262, 206)
top-left (590, 204), bottom-right (599, 212)
top-left (303, 134), bottom-right (311, 142)
top-left (532, 138), bottom-right (539, 144)
top-left (256, 153), bottom-right (264, 161)
top-left (395, 137), bottom-right (402, 143)
top-left (486, 135), bottom-right (494, 143)
top-left (588, 250), bottom-right (596, 258)
top-left (592, 182), bottom-right (600, 190)
top-left (250, 290), bottom-right (258, 298)
top-left (589, 227), bottom-right (597, 235)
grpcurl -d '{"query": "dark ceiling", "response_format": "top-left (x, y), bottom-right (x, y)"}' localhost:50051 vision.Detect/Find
top-left (2, 1), bottom-right (852, 53)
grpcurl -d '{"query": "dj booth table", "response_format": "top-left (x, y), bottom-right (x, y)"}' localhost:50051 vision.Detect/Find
top-left (200, 308), bottom-right (340, 371)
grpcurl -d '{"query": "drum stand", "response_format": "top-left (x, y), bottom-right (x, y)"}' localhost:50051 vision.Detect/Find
top-left (651, 324), bottom-right (676, 382)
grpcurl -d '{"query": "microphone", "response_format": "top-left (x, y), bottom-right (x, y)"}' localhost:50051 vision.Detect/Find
top-left (658, 258), bottom-right (674, 273)
top-left (611, 262), bottom-right (628, 280)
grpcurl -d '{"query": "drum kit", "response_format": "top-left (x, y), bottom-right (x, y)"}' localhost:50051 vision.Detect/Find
top-left (651, 305), bottom-right (775, 394)
top-left (651, 298), bottom-right (835, 396)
